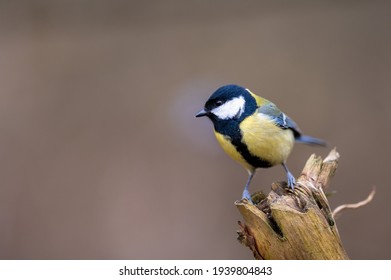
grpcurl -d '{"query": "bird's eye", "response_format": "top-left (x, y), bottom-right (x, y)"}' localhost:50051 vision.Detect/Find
top-left (215, 100), bottom-right (223, 106)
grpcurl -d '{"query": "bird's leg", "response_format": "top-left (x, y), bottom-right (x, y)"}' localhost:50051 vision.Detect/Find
top-left (282, 162), bottom-right (295, 190)
top-left (242, 171), bottom-right (255, 203)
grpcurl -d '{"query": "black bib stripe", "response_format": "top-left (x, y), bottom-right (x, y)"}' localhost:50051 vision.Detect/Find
top-left (214, 120), bottom-right (272, 169)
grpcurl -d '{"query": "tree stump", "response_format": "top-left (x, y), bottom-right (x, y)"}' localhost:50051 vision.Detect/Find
top-left (236, 148), bottom-right (349, 260)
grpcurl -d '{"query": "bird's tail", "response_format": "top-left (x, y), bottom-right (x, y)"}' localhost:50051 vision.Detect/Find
top-left (295, 135), bottom-right (327, 146)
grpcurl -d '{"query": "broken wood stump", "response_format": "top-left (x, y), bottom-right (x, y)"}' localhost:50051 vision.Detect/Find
top-left (236, 149), bottom-right (349, 260)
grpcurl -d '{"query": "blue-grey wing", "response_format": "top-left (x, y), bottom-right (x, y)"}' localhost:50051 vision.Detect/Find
top-left (258, 103), bottom-right (302, 137)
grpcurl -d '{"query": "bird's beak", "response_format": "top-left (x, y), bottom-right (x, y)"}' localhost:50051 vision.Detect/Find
top-left (195, 109), bottom-right (208, 118)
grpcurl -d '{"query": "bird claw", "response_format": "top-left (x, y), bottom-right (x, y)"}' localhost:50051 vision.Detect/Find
top-left (242, 190), bottom-right (253, 204)
top-left (286, 171), bottom-right (296, 190)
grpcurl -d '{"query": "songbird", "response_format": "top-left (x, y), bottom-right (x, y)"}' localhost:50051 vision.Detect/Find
top-left (196, 84), bottom-right (326, 203)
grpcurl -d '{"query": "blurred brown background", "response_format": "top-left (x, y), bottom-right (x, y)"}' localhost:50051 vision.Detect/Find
top-left (0, 0), bottom-right (390, 259)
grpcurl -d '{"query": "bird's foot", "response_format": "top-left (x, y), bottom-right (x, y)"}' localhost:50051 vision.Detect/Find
top-left (241, 189), bottom-right (253, 204)
top-left (286, 171), bottom-right (296, 190)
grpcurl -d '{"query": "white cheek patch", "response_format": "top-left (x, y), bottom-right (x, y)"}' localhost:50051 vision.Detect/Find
top-left (211, 96), bottom-right (246, 120)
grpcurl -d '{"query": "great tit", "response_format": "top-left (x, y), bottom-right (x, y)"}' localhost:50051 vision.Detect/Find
top-left (196, 84), bottom-right (326, 203)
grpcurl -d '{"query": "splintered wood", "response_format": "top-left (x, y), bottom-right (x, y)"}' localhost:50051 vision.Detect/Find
top-left (236, 149), bottom-right (350, 260)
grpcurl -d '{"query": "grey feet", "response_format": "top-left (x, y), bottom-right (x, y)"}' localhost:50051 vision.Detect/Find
top-left (282, 162), bottom-right (296, 190)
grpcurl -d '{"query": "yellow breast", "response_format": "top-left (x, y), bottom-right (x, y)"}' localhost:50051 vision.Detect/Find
top-left (214, 131), bottom-right (254, 172)
top-left (240, 113), bottom-right (294, 165)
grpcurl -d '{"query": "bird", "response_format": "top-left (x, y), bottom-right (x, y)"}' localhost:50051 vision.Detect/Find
top-left (196, 84), bottom-right (326, 203)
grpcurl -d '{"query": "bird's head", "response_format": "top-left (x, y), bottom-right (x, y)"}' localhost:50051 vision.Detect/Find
top-left (196, 84), bottom-right (257, 123)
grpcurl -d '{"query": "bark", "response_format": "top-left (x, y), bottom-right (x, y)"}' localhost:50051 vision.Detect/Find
top-left (236, 149), bottom-right (349, 260)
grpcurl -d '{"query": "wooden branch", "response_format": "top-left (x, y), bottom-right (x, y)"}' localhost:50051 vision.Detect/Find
top-left (236, 149), bottom-right (349, 260)
top-left (333, 186), bottom-right (376, 218)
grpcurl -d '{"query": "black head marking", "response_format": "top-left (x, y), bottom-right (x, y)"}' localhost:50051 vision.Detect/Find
top-left (203, 84), bottom-right (257, 122)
